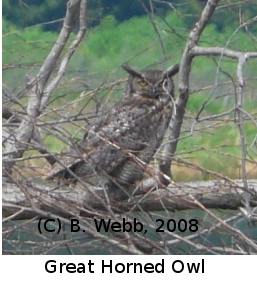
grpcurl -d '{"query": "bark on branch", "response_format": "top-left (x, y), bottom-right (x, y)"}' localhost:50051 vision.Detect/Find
top-left (3, 179), bottom-right (257, 220)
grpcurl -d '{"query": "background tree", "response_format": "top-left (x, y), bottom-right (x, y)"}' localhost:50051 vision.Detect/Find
top-left (2, 0), bottom-right (257, 255)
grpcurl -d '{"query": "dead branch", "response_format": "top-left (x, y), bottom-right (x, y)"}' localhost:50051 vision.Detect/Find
top-left (2, 179), bottom-right (257, 220)
top-left (2, 0), bottom-right (87, 176)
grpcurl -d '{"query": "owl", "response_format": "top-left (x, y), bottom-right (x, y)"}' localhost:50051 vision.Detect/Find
top-left (47, 64), bottom-right (179, 195)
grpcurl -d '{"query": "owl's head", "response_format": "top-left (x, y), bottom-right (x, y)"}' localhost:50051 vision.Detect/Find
top-left (122, 64), bottom-right (179, 99)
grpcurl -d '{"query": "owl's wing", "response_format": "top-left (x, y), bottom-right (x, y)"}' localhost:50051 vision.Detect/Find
top-left (85, 97), bottom-right (154, 150)
top-left (47, 96), bottom-right (160, 181)
top-left (77, 99), bottom-right (150, 172)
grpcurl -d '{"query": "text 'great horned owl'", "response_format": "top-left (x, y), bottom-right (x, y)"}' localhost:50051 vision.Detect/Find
top-left (47, 64), bottom-right (179, 195)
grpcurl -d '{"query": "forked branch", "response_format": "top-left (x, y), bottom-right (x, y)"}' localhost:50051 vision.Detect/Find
top-left (3, 0), bottom-right (87, 178)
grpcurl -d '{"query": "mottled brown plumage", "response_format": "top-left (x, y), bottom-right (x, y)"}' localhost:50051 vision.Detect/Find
top-left (47, 64), bottom-right (179, 193)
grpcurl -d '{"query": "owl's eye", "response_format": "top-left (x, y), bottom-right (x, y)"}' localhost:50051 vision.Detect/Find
top-left (139, 80), bottom-right (148, 87)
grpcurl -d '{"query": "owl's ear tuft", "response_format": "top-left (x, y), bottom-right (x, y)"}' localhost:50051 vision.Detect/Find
top-left (122, 65), bottom-right (144, 79)
top-left (166, 63), bottom-right (180, 77)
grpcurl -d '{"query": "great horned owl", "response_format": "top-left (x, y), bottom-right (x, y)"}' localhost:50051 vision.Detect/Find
top-left (47, 64), bottom-right (179, 195)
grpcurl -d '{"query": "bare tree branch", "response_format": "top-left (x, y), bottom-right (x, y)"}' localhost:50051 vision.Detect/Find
top-left (159, 0), bottom-right (220, 179)
top-left (40, 0), bottom-right (87, 111)
top-left (3, 179), bottom-right (257, 220)
top-left (2, 0), bottom-right (87, 177)
top-left (159, 0), bottom-right (257, 184)
top-left (191, 46), bottom-right (257, 59)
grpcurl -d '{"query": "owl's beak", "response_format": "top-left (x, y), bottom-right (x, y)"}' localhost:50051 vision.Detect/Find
top-left (151, 86), bottom-right (157, 93)
top-left (151, 86), bottom-right (160, 99)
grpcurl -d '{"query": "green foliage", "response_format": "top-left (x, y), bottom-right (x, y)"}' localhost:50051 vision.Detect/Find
top-left (72, 12), bottom-right (185, 77)
top-left (2, 0), bottom-right (65, 31)
top-left (202, 24), bottom-right (257, 52)
top-left (2, 18), bottom-right (58, 85)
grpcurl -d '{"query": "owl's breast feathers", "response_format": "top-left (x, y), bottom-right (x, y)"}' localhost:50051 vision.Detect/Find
top-left (47, 92), bottom-right (172, 181)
